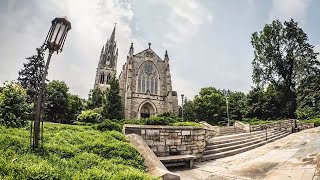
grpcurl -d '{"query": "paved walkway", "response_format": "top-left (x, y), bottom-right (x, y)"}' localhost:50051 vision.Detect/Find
top-left (172, 127), bottom-right (320, 180)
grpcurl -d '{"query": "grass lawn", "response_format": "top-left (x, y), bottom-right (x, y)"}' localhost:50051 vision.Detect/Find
top-left (0, 122), bottom-right (154, 180)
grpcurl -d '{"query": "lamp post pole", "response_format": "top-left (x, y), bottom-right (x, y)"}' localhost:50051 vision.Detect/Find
top-left (226, 96), bottom-right (230, 126)
top-left (33, 50), bottom-right (53, 148)
top-left (181, 94), bottom-right (184, 121)
top-left (32, 17), bottom-right (71, 149)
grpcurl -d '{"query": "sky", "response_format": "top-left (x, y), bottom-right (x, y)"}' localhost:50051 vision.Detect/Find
top-left (0, 0), bottom-right (320, 104)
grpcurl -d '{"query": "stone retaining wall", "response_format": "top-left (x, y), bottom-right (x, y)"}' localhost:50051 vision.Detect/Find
top-left (124, 124), bottom-right (207, 157)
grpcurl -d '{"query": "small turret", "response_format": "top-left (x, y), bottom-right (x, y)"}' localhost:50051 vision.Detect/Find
top-left (164, 50), bottom-right (169, 61)
top-left (129, 42), bottom-right (134, 54)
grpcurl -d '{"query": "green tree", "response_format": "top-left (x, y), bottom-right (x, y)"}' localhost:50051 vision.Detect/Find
top-left (251, 19), bottom-right (319, 118)
top-left (87, 88), bottom-right (106, 109)
top-left (103, 77), bottom-right (123, 120)
top-left (44, 80), bottom-right (69, 122)
top-left (228, 91), bottom-right (247, 120)
top-left (245, 87), bottom-right (267, 119)
top-left (296, 74), bottom-right (320, 119)
top-left (66, 94), bottom-right (83, 121)
top-left (182, 97), bottom-right (196, 121)
top-left (0, 82), bottom-right (30, 127)
top-left (192, 87), bottom-right (225, 124)
top-left (18, 45), bottom-right (45, 102)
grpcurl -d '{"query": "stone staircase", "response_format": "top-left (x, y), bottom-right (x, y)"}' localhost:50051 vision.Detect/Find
top-left (219, 126), bottom-right (247, 136)
top-left (202, 129), bottom-right (291, 161)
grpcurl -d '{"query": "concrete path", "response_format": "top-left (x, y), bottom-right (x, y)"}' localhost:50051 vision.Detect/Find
top-left (172, 127), bottom-right (320, 180)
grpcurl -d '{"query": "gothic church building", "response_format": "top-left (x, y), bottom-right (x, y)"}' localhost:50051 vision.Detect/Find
top-left (94, 26), bottom-right (178, 119)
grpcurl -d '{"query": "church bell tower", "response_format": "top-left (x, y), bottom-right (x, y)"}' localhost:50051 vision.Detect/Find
top-left (94, 24), bottom-right (118, 90)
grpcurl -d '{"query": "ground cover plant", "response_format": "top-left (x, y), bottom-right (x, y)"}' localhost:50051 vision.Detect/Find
top-left (0, 122), bottom-right (154, 180)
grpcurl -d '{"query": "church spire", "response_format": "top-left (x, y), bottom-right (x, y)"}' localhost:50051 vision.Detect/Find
top-left (129, 42), bottom-right (134, 54)
top-left (110, 23), bottom-right (116, 42)
top-left (164, 50), bottom-right (169, 60)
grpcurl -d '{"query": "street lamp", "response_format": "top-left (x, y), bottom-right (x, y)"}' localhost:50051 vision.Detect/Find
top-left (181, 94), bottom-right (185, 121)
top-left (33, 17), bottom-right (71, 149)
top-left (226, 96), bottom-right (230, 126)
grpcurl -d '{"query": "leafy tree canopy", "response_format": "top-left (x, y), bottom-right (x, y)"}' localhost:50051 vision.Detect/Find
top-left (45, 80), bottom-right (69, 122)
top-left (251, 19), bottom-right (319, 118)
top-left (18, 45), bottom-right (46, 102)
top-left (0, 81), bottom-right (30, 127)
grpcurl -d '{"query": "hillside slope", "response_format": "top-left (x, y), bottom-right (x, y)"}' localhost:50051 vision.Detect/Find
top-left (0, 122), bottom-right (153, 179)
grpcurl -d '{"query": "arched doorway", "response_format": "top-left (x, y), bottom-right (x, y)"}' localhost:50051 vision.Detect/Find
top-left (139, 102), bottom-right (156, 119)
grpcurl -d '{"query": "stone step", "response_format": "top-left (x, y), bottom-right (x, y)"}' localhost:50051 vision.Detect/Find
top-left (218, 131), bottom-right (247, 136)
top-left (204, 131), bottom-right (286, 154)
top-left (267, 131), bottom-right (290, 143)
top-left (205, 133), bottom-right (267, 150)
top-left (219, 130), bottom-right (247, 134)
top-left (219, 128), bottom-right (245, 132)
top-left (202, 131), bottom-right (290, 161)
top-left (204, 138), bottom-right (265, 155)
top-left (207, 131), bottom-right (266, 145)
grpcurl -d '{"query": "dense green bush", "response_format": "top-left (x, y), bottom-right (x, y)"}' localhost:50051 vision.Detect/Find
top-left (0, 82), bottom-right (30, 128)
top-left (241, 118), bottom-right (276, 125)
top-left (295, 107), bottom-right (315, 120)
top-left (303, 118), bottom-right (320, 127)
top-left (143, 117), bottom-right (177, 125)
top-left (123, 117), bottom-right (203, 127)
top-left (96, 119), bottom-right (122, 132)
top-left (0, 123), bottom-right (153, 179)
top-left (171, 121), bottom-right (203, 127)
top-left (77, 110), bottom-right (102, 123)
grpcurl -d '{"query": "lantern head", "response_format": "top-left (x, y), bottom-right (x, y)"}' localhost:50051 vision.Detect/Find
top-left (45, 16), bottom-right (71, 54)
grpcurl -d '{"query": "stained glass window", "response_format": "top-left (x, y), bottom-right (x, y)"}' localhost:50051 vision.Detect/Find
top-left (138, 61), bottom-right (158, 94)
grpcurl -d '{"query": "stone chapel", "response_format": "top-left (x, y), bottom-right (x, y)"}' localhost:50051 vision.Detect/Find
top-left (93, 25), bottom-right (178, 119)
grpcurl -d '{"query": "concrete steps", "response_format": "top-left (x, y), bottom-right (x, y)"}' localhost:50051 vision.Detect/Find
top-left (218, 127), bottom-right (247, 136)
top-left (202, 130), bottom-right (291, 161)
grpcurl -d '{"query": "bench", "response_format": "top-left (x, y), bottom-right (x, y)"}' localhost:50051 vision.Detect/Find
top-left (158, 155), bottom-right (197, 168)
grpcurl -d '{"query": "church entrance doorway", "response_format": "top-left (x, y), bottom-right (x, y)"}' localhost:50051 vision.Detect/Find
top-left (139, 102), bottom-right (156, 119)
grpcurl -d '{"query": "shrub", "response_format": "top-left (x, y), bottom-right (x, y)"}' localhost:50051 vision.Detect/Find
top-left (96, 119), bottom-right (122, 132)
top-left (77, 110), bottom-right (102, 123)
top-left (171, 121), bottom-right (203, 127)
top-left (143, 117), bottom-right (177, 125)
top-left (0, 82), bottom-right (30, 128)
top-left (303, 118), bottom-right (320, 127)
top-left (123, 119), bottom-right (143, 125)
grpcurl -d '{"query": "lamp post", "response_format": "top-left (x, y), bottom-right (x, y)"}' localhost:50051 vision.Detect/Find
top-left (226, 96), bottom-right (230, 126)
top-left (33, 17), bottom-right (71, 149)
top-left (181, 94), bottom-right (185, 121)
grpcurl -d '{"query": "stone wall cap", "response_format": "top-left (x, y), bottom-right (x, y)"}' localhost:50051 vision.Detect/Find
top-left (124, 124), bottom-right (203, 130)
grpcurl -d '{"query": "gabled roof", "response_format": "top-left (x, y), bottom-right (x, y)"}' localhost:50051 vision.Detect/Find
top-left (134, 48), bottom-right (163, 61)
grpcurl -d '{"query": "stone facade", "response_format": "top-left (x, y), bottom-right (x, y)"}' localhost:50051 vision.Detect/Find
top-left (124, 125), bottom-right (207, 158)
top-left (94, 27), bottom-right (178, 119)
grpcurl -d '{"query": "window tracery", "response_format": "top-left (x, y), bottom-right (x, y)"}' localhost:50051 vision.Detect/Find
top-left (137, 61), bottom-right (158, 94)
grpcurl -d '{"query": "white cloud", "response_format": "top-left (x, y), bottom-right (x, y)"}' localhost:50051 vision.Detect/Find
top-left (269, 0), bottom-right (311, 21)
top-left (0, 0), bottom-right (143, 98)
top-left (158, 0), bottom-right (213, 48)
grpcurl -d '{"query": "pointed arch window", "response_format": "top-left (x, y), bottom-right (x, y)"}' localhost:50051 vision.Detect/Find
top-left (106, 73), bottom-right (111, 84)
top-left (99, 73), bottom-right (105, 84)
top-left (137, 61), bottom-right (159, 94)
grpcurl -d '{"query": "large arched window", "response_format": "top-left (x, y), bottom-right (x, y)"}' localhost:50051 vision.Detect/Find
top-left (137, 61), bottom-right (159, 94)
